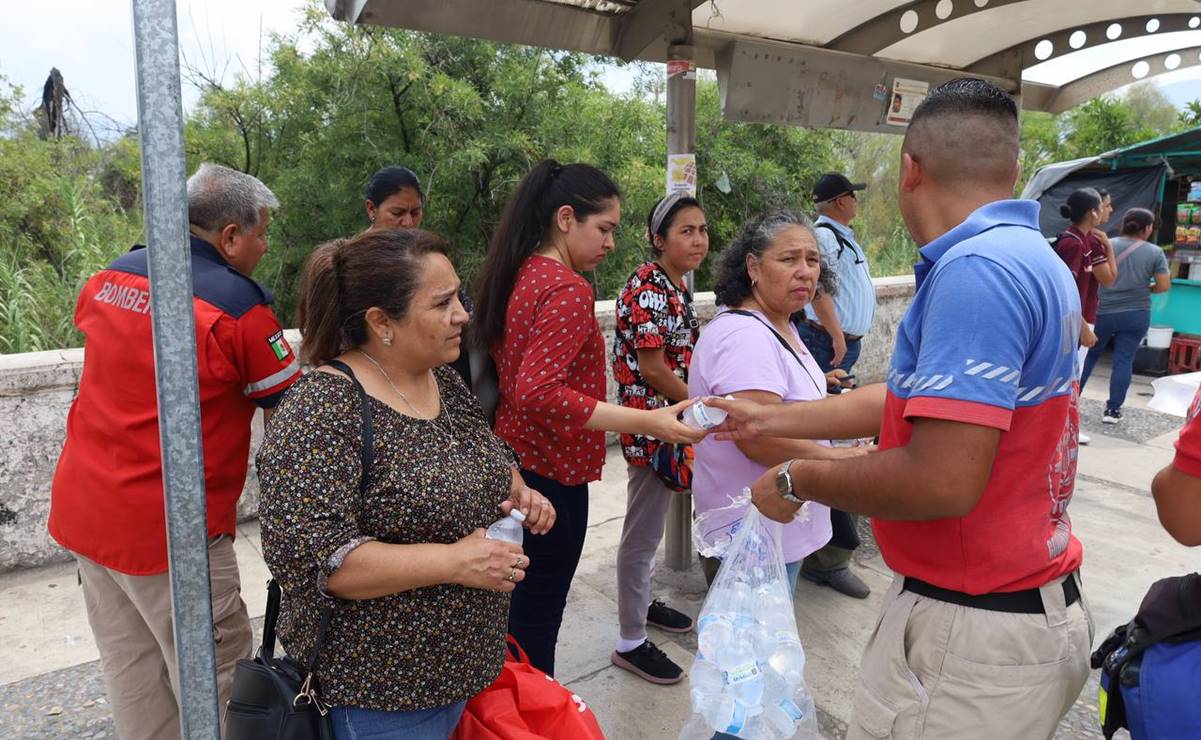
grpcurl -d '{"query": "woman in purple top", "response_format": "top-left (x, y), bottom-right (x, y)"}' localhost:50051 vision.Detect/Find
top-left (688, 210), bottom-right (867, 593)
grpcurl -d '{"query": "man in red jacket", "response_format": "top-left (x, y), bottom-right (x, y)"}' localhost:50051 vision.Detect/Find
top-left (48, 163), bottom-right (300, 740)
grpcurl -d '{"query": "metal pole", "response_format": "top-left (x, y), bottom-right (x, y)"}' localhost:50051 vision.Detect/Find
top-left (665, 43), bottom-right (697, 571)
top-left (131, 0), bottom-right (221, 736)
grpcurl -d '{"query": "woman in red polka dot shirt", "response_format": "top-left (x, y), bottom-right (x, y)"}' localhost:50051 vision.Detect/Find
top-left (473, 159), bottom-right (706, 675)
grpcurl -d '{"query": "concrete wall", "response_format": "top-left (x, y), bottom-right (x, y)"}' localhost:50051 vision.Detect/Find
top-left (0, 276), bottom-right (914, 573)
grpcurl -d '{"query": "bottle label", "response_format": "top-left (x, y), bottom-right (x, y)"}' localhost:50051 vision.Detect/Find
top-left (778, 698), bottom-right (803, 721)
top-left (723, 661), bottom-right (761, 686)
top-left (775, 629), bottom-right (802, 648)
top-left (698, 614), bottom-right (730, 632)
top-left (722, 701), bottom-right (748, 734)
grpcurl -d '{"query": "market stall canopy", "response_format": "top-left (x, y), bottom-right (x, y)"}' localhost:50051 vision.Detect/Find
top-left (325, 0), bottom-right (1201, 133)
top-left (1021, 127), bottom-right (1201, 237)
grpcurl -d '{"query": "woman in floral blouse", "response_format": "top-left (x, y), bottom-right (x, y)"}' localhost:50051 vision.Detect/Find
top-left (609, 192), bottom-right (709, 685)
top-left (256, 229), bottom-right (556, 740)
top-left (472, 159), bottom-right (706, 676)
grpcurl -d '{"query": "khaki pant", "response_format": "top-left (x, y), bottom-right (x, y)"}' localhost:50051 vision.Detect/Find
top-left (616, 464), bottom-right (675, 641)
top-left (76, 535), bottom-right (252, 740)
top-left (848, 574), bottom-right (1094, 740)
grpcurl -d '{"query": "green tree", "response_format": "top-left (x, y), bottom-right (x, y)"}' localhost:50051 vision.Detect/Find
top-left (1060, 96), bottom-right (1157, 159)
top-left (1123, 81), bottom-right (1181, 135)
top-left (0, 75), bottom-right (143, 352)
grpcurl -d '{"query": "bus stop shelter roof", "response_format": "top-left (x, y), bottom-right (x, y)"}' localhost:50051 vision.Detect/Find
top-left (326, 0), bottom-right (1201, 132)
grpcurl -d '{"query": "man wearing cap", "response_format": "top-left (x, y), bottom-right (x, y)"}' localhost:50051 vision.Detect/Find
top-left (792, 171), bottom-right (875, 599)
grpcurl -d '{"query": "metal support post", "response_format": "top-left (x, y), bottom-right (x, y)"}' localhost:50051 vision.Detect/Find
top-left (664, 42), bottom-right (697, 572)
top-left (131, 0), bottom-right (220, 736)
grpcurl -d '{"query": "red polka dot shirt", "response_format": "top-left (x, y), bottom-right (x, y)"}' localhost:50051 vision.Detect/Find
top-left (492, 256), bottom-right (607, 486)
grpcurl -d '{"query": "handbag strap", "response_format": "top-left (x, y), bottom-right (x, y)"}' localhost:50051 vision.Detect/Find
top-left (721, 309), bottom-right (824, 395)
top-left (259, 359), bottom-right (375, 671)
top-left (1114, 240), bottom-right (1142, 267)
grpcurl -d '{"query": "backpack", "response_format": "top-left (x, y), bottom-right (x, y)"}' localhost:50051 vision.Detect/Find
top-left (816, 221), bottom-right (863, 263)
top-left (1091, 573), bottom-right (1201, 740)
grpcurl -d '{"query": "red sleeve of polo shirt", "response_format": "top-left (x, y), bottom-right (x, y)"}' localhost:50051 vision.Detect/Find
top-left (1173, 388), bottom-right (1201, 477)
top-left (512, 279), bottom-right (599, 432)
top-left (234, 304), bottom-right (301, 408)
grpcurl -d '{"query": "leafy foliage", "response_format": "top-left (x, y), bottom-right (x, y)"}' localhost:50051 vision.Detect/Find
top-left (4, 5), bottom-right (1201, 351)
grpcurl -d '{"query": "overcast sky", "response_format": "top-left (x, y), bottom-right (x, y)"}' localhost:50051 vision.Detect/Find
top-left (3, 0), bottom-right (1200, 136)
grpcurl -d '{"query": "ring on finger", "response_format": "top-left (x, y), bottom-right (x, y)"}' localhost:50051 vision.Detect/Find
top-left (511, 556), bottom-right (522, 568)
top-left (507, 568), bottom-right (517, 582)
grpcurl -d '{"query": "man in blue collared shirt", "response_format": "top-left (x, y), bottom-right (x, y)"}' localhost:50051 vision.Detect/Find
top-left (710, 78), bottom-right (1089, 740)
top-left (793, 172), bottom-right (877, 599)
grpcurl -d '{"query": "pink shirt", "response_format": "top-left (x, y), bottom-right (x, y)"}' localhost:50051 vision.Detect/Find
top-left (688, 309), bottom-right (832, 563)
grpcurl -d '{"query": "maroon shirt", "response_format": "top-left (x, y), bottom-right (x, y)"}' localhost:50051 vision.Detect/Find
top-left (1053, 226), bottom-right (1107, 323)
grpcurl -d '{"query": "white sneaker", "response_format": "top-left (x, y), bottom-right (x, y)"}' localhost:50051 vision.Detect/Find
top-left (1078, 432), bottom-right (1091, 445)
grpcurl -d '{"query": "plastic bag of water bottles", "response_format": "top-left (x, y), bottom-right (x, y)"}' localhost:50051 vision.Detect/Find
top-left (680, 505), bottom-right (818, 740)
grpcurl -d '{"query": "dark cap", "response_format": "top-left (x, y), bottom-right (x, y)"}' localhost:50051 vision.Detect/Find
top-left (812, 172), bottom-right (866, 203)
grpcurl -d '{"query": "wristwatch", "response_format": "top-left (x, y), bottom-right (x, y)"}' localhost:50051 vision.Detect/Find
top-left (774, 460), bottom-right (805, 506)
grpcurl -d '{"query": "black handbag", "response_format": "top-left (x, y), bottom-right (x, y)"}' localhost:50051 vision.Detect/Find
top-left (224, 360), bottom-right (374, 739)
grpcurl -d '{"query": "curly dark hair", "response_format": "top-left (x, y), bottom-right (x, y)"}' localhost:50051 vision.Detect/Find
top-left (713, 210), bottom-right (837, 308)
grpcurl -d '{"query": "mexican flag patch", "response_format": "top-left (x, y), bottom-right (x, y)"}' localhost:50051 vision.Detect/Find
top-left (267, 331), bottom-right (291, 361)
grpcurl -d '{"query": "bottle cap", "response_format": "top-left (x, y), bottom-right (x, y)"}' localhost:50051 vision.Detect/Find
top-left (510, 508), bottom-right (526, 522)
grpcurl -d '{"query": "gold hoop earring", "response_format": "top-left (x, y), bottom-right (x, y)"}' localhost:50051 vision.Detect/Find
top-left (382, 336), bottom-right (392, 346)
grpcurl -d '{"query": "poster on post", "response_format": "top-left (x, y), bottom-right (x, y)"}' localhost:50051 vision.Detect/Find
top-left (667, 153), bottom-right (697, 196)
top-left (886, 78), bottom-right (929, 126)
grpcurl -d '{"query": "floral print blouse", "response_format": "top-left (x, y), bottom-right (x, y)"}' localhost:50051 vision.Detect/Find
top-left (256, 366), bottom-right (514, 711)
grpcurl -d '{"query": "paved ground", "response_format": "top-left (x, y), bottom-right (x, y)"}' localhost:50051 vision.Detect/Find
top-left (2, 359), bottom-right (1198, 739)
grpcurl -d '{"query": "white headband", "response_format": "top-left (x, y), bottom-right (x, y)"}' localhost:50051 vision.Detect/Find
top-left (650, 192), bottom-right (689, 237)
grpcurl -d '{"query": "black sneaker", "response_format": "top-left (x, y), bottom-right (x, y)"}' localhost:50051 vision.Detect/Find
top-left (647, 599), bottom-right (694, 633)
top-left (1103, 407), bottom-right (1122, 425)
top-left (610, 639), bottom-right (684, 684)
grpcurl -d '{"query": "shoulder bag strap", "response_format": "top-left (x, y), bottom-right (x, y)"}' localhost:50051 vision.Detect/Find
top-left (1114, 241), bottom-right (1143, 267)
top-left (259, 359), bottom-right (375, 672)
top-left (721, 309), bottom-right (823, 394)
top-left (816, 221), bottom-right (857, 260)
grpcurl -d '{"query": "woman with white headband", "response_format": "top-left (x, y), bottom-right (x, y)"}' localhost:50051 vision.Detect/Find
top-left (609, 192), bottom-right (710, 685)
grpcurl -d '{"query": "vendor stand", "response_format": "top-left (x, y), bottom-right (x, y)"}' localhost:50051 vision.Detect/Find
top-left (1023, 127), bottom-right (1201, 339)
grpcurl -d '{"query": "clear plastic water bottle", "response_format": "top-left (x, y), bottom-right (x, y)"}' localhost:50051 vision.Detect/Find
top-left (716, 638), bottom-right (764, 706)
top-left (689, 659), bottom-right (723, 710)
top-left (681, 396), bottom-right (733, 429)
top-left (484, 509), bottom-right (526, 545)
top-left (702, 695), bottom-right (751, 737)
top-left (767, 632), bottom-right (806, 687)
top-left (697, 613), bottom-right (734, 661)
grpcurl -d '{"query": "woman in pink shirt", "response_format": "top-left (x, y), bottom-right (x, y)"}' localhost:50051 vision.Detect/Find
top-left (689, 210), bottom-right (868, 593)
top-left (472, 159), bottom-right (704, 675)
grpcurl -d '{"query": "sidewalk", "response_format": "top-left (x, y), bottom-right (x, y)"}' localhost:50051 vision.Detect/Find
top-left (3, 366), bottom-right (1200, 738)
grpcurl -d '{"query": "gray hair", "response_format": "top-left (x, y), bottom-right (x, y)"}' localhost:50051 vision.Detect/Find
top-left (814, 198), bottom-right (835, 216)
top-left (713, 209), bottom-right (837, 307)
top-left (187, 163), bottom-right (279, 233)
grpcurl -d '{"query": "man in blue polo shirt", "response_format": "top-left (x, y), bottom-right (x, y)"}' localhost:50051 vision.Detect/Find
top-left (794, 171), bottom-right (877, 599)
top-left (709, 79), bottom-right (1089, 739)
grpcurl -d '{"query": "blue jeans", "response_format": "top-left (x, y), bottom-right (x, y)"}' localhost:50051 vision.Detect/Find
top-left (1081, 310), bottom-right (1151, 412)
top-left (330, 701), bottom-right (467, 740)
top-left (793, 319), bottom-right (862, 375)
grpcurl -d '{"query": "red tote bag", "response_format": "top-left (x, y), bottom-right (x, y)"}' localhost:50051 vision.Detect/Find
top-left (453, 636), bottom-right (606, 740)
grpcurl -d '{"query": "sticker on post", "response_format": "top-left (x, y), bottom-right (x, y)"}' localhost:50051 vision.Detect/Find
top-left (667, 59), bottom-right (696, 80)
top-left (885, 78), bottom-right (929, 126)
top-left (667, 153), bottom-right (697, 196)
